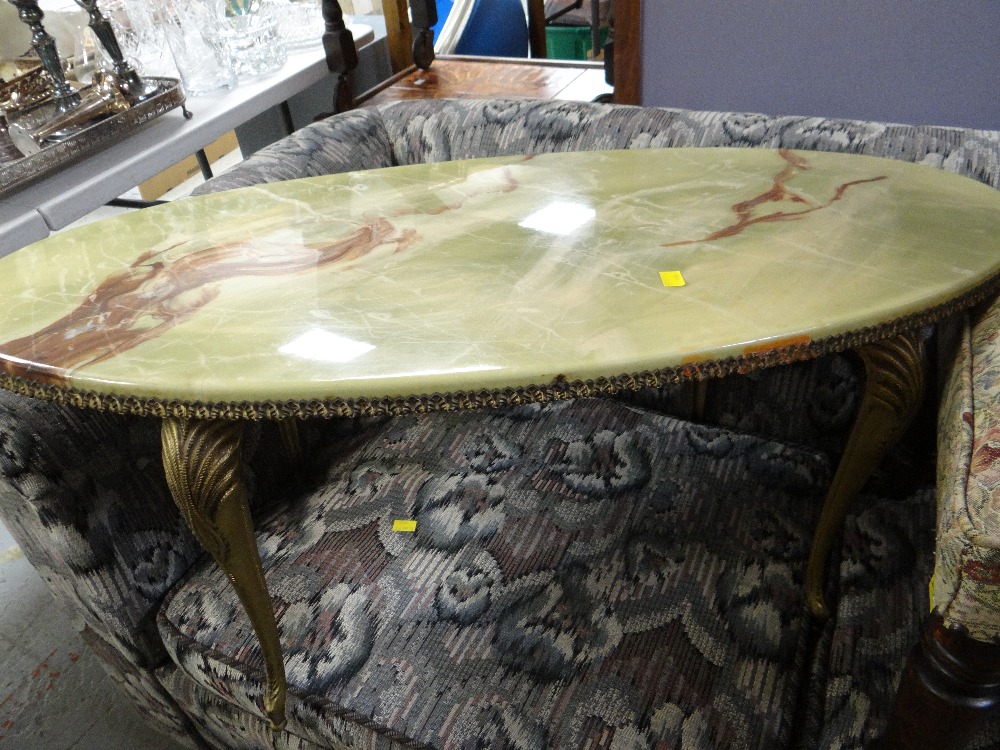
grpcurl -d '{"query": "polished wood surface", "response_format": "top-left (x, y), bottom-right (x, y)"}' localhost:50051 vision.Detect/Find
top-left (381, 0), bottom-right (413, 72)
top-left (358, 55), bottom-right (611, 106)
top-left (526, 0), bottom-right (547, 58)
top-left (613, 0), bottom-right (642, 104)
top-left (368, 0), bottom-right (607, 103)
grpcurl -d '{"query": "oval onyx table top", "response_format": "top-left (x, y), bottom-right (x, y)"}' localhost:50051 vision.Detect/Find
top-left (1, 147), bottom-right (1000, 418)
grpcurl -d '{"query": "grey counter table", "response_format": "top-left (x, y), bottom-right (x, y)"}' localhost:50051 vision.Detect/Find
top-left (0, 17), bottom-right (387, 257)
top-left (0, 202), bottom-right (49, 258)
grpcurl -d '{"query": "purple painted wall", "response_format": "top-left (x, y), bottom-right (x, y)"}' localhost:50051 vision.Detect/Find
top-left (640, 1), bottom-right (1000, 129)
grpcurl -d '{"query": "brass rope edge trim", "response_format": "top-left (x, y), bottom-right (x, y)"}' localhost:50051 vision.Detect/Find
top-left (3, 273), bottom-right (1000, 421)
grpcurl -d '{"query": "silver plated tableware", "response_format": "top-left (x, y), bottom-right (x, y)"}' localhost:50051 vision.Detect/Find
top-left (73, 0), bottom-right (162, 103)
top-left (6, 0), bottom-right (81, 112)
top-left (6, 71), bottom-right (130, 155)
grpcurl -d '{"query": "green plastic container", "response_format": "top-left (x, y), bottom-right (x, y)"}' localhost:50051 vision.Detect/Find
top-left (545, 25), bottom-right (608, 61)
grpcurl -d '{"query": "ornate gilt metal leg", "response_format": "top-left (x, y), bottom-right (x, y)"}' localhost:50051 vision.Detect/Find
top-left (805, 331), bottom-right (926, 618)
top-left (161, 418), bottom-right (287, 730)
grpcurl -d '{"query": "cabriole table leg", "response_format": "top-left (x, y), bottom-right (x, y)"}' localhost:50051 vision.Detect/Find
top-left (805, 330), bottom-right (926, 619)
top-left (161, 418), bottom-right (287, 730)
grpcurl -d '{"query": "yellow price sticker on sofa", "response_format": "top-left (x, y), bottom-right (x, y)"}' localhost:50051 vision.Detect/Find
top-left (392, 519), bottom-right (417, 532)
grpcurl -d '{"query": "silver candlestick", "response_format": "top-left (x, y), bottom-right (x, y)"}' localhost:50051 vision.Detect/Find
top-left (73, 0), bottom-right (160, 103)
top-left (6, 0), bottom-right (81, 113)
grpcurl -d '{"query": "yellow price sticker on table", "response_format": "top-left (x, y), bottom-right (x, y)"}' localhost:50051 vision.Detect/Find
top-left (392, 519), bottom-right (417, 532)
top-left (660, 271), bottom-right (686, 287)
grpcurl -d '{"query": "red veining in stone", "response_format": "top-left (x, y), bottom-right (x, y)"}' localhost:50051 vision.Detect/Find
top-left (0, 220), bottom-right (413, 385)
top-left (663, 149), bottom-right (888, 248)
top-left (0, 168), bottom-right (523, 386)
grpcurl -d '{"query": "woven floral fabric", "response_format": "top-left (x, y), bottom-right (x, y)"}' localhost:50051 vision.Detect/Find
top-left (190, 108), bottom-right (396, 198)
top-left (198, 99), bottom-right (1000, 203)
top-left (4, 96), bottom-right (1000, 748)
top-left (372, 99), bottom-right (1000, 190)
top-left (156, 485), bottom-right (995, 750)
top-left (0, 391), bottom-right (199, 665)
top-left (0, 389), bottom-right (211, 739)
top-left (806, 484), bottom-right (1000, 750)
top-left (934, 297), bottom-right (1000, 641)
top-left (153, 482), bottom-right (1000, 750)
top-left (0, 388), bottom-right (361, 741)
top-left (627, 355), bottom-right (862, 459)
top-left (160, 398), bottom-right (833, 750)
top-left (804, 489), bottom-right (936, 749)
top-left (156, 664), bottom-right (333, 750)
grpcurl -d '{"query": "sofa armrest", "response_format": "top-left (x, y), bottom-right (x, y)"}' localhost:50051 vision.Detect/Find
top-left (0, 393), bottom-right (345, 656)
top-left (191, 108), bottom-right (395, 196)
top-left (934, 296), bottom-right (1000, 641)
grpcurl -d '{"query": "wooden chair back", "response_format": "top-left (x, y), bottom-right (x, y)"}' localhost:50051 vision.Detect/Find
top-left (382, 0), bottom-right (548, 73)
top-left (317, 0), bottom-right (634, 114)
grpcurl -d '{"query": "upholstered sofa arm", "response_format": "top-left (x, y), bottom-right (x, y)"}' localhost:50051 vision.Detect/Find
top-left (371, 98), bottom-right (1000, 188)
top-left (0, 392), bottom-right (303, 665)
top-left (934, 298), bottom-right (1000, 641)
top-left (191, 108), bottom-right (395, 197)
top-left (198, 98), bottom-right (1000, 197)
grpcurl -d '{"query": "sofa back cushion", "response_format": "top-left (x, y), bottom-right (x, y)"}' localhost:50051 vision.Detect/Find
top-left (376, 99), bottom-right (1000, 191)
top-left (192, 108), bottom-right (396, 197)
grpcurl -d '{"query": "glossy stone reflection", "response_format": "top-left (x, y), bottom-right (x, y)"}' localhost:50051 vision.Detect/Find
top-left (0, 148), bottom-right (998, 409)
top-left (663, 149), bottom-right (888, 247)
top-left (0, 219), bottom-right (412, 384)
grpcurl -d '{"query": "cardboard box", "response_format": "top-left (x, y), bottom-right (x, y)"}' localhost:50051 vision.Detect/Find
top-left (138, 130), bottom-right (240, 201)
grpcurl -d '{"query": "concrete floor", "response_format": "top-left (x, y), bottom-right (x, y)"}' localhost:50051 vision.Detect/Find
top-left (0, 520), bottom-right (190, 749)
top-left (0, 150), bottom-right (244, 749)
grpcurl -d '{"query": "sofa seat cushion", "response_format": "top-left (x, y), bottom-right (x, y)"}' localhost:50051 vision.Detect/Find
top-left (156, 663), bottom-right (331, 750)
top-left (159, 398), bottom-right (834, 750)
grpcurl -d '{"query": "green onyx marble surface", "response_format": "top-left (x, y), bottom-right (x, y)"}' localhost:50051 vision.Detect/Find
top-left (1, 147), bottom-right (1000, 409)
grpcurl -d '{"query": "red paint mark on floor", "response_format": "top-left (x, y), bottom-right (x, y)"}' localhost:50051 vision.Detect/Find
top-left (0, 650), bottom-right (81, 742)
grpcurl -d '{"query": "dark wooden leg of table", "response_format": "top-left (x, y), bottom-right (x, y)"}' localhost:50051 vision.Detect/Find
top-left (277, 418), bottom-right (302, 466)
top-left (875, 612), bottom-right (1000, 749)
top-left (161, 418), bottom-right (287, 730)
top-left (805, 330), bottom-right (925, 618)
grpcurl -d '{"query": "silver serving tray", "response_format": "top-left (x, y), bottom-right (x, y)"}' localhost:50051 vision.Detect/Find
top-left (0, 77), bottom-right (186, 197)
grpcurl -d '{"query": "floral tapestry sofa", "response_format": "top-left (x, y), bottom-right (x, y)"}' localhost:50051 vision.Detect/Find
top-left (2, 97), bottom-right (1000, 750)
